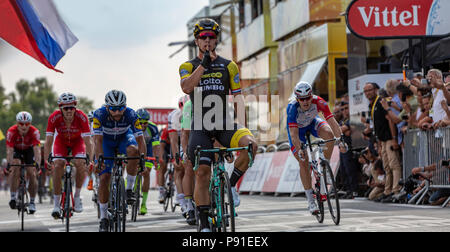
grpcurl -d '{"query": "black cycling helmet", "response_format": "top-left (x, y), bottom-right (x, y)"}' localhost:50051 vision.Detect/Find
top-left (193, 18), bottom-right (221, 38)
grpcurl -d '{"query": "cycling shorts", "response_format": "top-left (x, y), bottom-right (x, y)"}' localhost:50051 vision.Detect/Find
top-left (13, 147), bottom-right (35, 165)
top-left (100, 130), bottom-right (138, 175)
top-left (188, 123), bottom-right (253, 166)
top-left (287, 116), bottom-right (328, 155)
top-left (53, 135), bottom-right (86, 158)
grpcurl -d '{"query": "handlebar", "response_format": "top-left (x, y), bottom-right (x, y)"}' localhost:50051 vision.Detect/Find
top-left (194, 143), bottom-right (255, 170)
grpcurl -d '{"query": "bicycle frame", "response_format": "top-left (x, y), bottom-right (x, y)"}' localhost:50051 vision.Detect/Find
top-left (8, 163), bottom-right (35, 231)
top-left (194, 143), bottom-right (254, 231)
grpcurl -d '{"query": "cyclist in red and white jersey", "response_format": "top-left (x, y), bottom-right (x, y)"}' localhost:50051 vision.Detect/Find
top-left (287, 81), bottom-right (346, 215)
top-left (5, 112), bottom-right (41, 214)
top-left (43, 93), bottom-right (93, 219)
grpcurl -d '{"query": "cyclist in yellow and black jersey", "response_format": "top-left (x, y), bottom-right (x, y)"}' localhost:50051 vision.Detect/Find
top-left (179, 18), bottom-right (258, 232)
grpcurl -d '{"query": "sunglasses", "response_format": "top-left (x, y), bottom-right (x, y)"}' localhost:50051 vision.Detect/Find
top-left (298, 96), bottom-right (312, 102)
top-left (108, 106), bottom-right (126, 112)
top-left (62, 106), bottom-right (76, 111)
top-left (198, 32), bottom-right (217, 40)
top-left (18, 122), bottom-right (31, 126)
top-left (341, 107), bottom-right (349, 112)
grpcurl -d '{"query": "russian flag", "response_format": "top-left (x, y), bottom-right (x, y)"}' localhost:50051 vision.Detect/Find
top-left (0, 0), bottom-right (78, 72)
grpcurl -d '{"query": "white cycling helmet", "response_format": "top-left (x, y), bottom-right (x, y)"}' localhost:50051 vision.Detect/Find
top-left (294, 81), bottom-right (313, 98)
top-left (105, 90), bottom-right (127, 107)
top-left (58, 92), bottom-right (77, 107)
top-left (16, 111), bottom-right (32, 123)
top-left (87, 110), bottom-right (95, 121)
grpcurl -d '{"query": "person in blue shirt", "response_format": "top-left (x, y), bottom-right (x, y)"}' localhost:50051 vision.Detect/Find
top-left (93, 90), bottom-right (147, 232)
top-left (136, 108), bottom-right (161, 215)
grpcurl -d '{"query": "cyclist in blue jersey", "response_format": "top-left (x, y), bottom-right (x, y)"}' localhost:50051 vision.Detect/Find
top-left (93, 90), bottom-right (147, 232)
top-left (136, 108), bottom-right (161, 215)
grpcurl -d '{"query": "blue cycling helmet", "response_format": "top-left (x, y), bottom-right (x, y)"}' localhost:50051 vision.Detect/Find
top-left (136, 108), bottom-right (150, 121)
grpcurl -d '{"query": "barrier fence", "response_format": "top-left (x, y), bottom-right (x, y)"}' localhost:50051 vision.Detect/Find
top-left (403, 127), bottom-right (450, 188)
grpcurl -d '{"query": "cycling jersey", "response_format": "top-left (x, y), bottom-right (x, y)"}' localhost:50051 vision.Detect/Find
top-left (180, 56), bottom-right (253, 166)
top-left (46, 109), bottom-right (91, 141)
top-left (181, 100), bottom-right (192, 130)
top-left (287, 96), bottom-right (333, 129)
top-left (46, 109), bottom-right (90, 157)
top-left (92, 106), bottom-right (143, 139)
top-left (167, 109), bottom-right (182, 134)
top-left (286, 95), bottom-right (333, 153)
top-left (179, 56), bottom-right (241, 128)
top-left (6, 125), bottom-right (40, 150)
top-left (143, 121), bottom-right (160, 157)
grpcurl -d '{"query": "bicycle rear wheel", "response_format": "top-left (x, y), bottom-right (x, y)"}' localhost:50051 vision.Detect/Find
top-left (322, 160), bottom-right (340, 225)
top-left (219, 171), bottom-right (235, 232)
top-left (118, 178), bottom-right (127, 232)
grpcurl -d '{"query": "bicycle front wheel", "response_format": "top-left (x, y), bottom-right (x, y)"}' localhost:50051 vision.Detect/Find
top-left (131, 175), bottom-right (142, 222)
top-left (119, 178), bottom-right (127, 232)
top-left (220, 171), bottom-right (235, 232)
top-left (64, 178), bottom-right (72, 232)
top-left (322, 160), bottom-right (340, 225)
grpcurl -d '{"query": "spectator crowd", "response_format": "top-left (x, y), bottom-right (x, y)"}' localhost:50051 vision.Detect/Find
top-left (334, 69), bottom-right (450, 206)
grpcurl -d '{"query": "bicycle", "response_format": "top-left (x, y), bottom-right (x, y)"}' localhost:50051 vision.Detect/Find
top-left (49, 155), bottom-right (89, 232)
top-left (98, 154), bottom-right (144, 232)
top-left (131, 157), bottom-right (157, 222)
top-left (193, 143), bottom-right (254, 232)
top-left (302, 131), bottom-right (341, 225)
top-left (162, 153), bottom-right (177, 213)
top-left (7, 163), bottom-right (38, 231)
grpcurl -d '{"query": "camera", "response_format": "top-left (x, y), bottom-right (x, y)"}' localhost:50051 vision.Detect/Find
top-left (401, 115), bottom-right (409, 121)
top-left (387, 101), bottom-right (392, 107)
top-left (361, 111), bottom-right (366, 117)
top-left (378, 88), bottom-right (389, 98)
top-left (421, 78), bottom-right (430, 85)
top-left (401, 94), bottom-right (407, 102)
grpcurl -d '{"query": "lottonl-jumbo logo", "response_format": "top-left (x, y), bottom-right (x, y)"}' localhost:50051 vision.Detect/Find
top-left (346, 0), bottom-right (450, 39)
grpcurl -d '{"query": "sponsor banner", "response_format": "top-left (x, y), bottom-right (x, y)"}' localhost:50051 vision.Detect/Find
top-left (275, 152), bottom-right (300, 194)
top-left (348, 73), bottom-right (402, 116)
top-left (250, 152), bottom-right (274, 193)
top-left (262, 151), bottom-right (290, 193)
top-left (238, 155), bottom-right (261, 192)
top-left (146, 108), bottom-right (174, 125)
top-left (346, 0), bottom-right (450, 39)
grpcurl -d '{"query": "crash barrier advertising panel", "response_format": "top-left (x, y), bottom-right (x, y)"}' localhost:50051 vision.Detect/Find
top-left (403, 127), bottom-right (450, 189)
top-left (346, 0), bottom-right (450, 39)
top-left (238, 146), bottom-right (341, 195)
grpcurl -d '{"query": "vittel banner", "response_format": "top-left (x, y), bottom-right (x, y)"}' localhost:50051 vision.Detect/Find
top-left (346, 0), bottom-right (450, 39)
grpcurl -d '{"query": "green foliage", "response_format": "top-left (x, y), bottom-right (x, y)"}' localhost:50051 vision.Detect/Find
top-left (0, 77), bottom-right (94, 160)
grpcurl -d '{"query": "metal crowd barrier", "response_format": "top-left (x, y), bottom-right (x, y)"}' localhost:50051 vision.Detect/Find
top-left (403, 127), bottom-right (450, 207)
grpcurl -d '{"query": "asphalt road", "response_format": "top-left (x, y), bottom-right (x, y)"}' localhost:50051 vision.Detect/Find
top-left (0, 189), bottom-right (449, 232)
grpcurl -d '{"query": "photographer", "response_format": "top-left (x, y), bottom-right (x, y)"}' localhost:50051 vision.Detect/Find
top-left (363, 82), bottom-right (402, 203)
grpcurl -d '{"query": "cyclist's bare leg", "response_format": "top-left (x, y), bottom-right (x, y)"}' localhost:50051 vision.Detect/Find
top-left (194, 164), bottom-right (211, 206)
top-left (52, 159), bottom-right (66, 196)
top-left (318, 125), bottom-right (335, 160)
top-left (297, 151), bottom-right (312, 190)
top-left (174, 162), bottom-right (185, 195)
top-left (25, 166), bottom-right (37, 198)
top-left (182, 160), bottom-right (194, 198)
top-left (142, 168), bottom-right (150, 193)
top-left (73, 159), bottom-right (87, 191)
top-left (9, 159), bottom-right (21, 195)
top-left (158, 158), bottom-right (167, 188)
top-left (233, 136), bottom-right (258, 173)
top-left (98, 173), bottom-right (111, 204)
top-left (126, 145), bottom-right (139, 176)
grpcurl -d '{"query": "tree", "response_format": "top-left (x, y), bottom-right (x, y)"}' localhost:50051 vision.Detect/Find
top-left (0, 77), bottom-right (95, 160)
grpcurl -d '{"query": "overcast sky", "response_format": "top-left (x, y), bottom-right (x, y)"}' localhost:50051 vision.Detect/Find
top-left (0, 0), bottom-right (209, 110)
